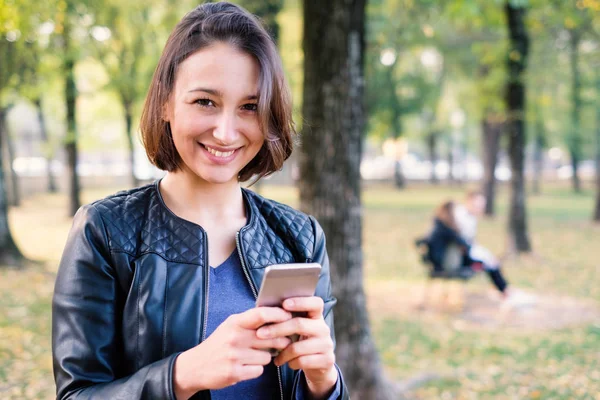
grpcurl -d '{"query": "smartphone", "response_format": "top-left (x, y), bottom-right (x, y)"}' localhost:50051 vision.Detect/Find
top-left (256, 263), bottom-right (322, 307)
top-left (255, 263), bottom-right (321, 356)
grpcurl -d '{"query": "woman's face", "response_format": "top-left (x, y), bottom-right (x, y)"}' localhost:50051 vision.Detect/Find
top-left (165, 42), bottom-right (264, 185)
top-left (468, 195), bottom-right (486, 216)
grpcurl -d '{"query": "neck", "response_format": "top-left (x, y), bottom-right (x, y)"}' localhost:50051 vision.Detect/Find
top-left (159, 170), bottom-right (245, 224)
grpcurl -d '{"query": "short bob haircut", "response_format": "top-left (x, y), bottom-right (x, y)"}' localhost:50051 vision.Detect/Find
top-left (140, 2), bottom-right (294, 182)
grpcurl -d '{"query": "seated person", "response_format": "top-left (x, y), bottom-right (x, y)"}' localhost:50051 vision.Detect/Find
top-left (423, 193), bottom-right (510, 297)
top-left (425, 200), bottom-right (470, 274)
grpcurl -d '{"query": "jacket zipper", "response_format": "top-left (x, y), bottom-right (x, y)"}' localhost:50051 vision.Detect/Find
top-left (236, 231), bottom-right (285, 400)
top-left (202, 231), bottom-right (210, 342)
top-left (201, 232), bottom-right (212, 400)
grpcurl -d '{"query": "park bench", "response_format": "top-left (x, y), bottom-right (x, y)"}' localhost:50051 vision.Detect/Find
top-left (414, 237), bottom-right (481, 310)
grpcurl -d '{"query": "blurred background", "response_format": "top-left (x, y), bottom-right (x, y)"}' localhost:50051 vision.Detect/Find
top-left (1, 0), bottom-right (600, 399)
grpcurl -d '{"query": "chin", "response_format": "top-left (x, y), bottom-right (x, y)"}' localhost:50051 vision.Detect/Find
top-left (193, 171), bottom-right (239, 185)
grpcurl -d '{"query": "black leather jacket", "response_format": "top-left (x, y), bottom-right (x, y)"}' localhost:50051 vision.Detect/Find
top-left (52, 180), bottom-right (349, 400)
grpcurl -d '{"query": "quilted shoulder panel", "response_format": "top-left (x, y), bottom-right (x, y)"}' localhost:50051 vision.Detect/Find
top-left (91, 182), bottom-right (205, 265)
top-left (241, 189), bottom-right (315, 269)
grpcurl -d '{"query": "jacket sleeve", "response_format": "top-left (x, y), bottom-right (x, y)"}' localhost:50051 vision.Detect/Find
top-left (290, 216), bottom-right (350, 400)
top-left (437, 221), bottom-right (470, 249)
top-left (52, 204), bottom-right (179, 400)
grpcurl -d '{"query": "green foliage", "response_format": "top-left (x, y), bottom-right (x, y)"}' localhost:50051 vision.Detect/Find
top-left (236, 0), bottom-right (284, 43)
top-left (0, 0), bottom-right (49, 105)
top-left (363, 0), bottom-right (600, 164)
top-left (93, 2), bottom-right (160, 115)
top-left (1, 0), bottom-right (599, 161)
top-left (366, 0), bottom-right (446, 141)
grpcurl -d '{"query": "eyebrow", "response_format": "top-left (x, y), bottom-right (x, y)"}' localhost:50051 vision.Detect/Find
top-left (188, 87), bottom-right (258, 100)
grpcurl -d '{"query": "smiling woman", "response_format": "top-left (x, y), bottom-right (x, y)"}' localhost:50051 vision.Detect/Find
top-left (51, 2), bottom-right (349, 400)
top-left (140, 4), bottom-right (294, 184)
top-left (165, 43), bottom-right (264, 185)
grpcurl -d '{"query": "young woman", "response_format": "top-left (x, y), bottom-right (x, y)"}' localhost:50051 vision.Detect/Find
top-left (426, 201), bottom-right (471, 273)
top-left (52, 3), bottom-right (347, 399)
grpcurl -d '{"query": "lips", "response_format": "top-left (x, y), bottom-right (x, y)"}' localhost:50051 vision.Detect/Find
top-left (205, 146), bottom-right (235, 158)
top-left (198, 142), bottom-right (240, 163)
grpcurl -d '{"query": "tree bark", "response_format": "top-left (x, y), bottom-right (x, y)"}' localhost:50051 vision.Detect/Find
top-left (593, 69), bottom-right (600, 221)
top-left (447, 142), bottom-right (454, 183)
top-left (505, 1), bottom-right (532, 253)
top-left (0, 110), bottom-right (13, 204)
top-left (3, 116), bottom-right (20, 207)
top-left (387, 63), bottom-right (405, 189)
top-left (62, 16), bottom-right (82, 217)
top-left (123, 102), bottom-right (139, 188)
top-left (532, 102), bottom-right (546, 195)
top-left (35, 98), bottom-right (58, 193)
top-left (427, 131), bottom-right (439, 184)
top-left (299, 0), bottom-right (396, 398)
top-left (481, 115), bottom-right (502, 216)
top-left (568, 30), bottom-right (582, 193)
top-left (0, 108), bottom-right (24, 267)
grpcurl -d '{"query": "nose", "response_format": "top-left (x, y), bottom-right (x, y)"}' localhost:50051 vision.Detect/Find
top-left (213, 111), bottom-right (238, 145)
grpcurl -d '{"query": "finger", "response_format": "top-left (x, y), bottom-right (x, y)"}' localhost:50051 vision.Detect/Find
top-left (234, 365), bottom-right (265, 383)
top-left (235, 307), bottom-right (292, 330)
top-left (256, 317), bottom-right (329, 340)
top-left (286, 353), bottom-right (336, 371)
top-left (251, 336), bottom-right (292, 351)
top-left (274, 337), bottom-right (333, 366)
top-left (282, 297), bottom-right (324, 318)
top-left (233, 348), bottom-right (272, 366)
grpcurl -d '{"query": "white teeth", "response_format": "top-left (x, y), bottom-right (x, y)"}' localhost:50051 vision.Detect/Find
top-left (205, 145), bottom-right (235, 158)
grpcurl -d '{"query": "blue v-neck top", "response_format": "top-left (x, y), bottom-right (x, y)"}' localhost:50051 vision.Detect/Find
top-left (205, 251), bottom-right (341, 400)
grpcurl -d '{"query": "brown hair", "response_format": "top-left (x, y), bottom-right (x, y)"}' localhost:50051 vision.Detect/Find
top-left (140, 2), bottom-right (294, 182)
top-left (435, 200), bottom-right (458, 231)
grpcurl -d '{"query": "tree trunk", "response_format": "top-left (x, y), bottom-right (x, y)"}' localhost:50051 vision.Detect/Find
top-left (63, 19), bottom-right (81, 216)
top-left (569, 30), bottom-right (582, 193)
top-left (505, 1), bottom-right (532, 253)
top-left (532, 103), bottom-right (546, 195)
top-left (393, 161), bottom-right (405, 188)
top-left (123, 102), bottom-right (139, 188)
top-left (593, 69), bottom-right (600, 221)
top-left (447, 142), bottom-right (454, 183)
top-left (299, 0), bottom-right (396, 398)
top-left (0, 111), bottom-right (12, 204)
top-left (387, 64), bottom-right (405, 189)
top-left (594, 124), bottom-right (600, 221)
top-left (427, 131), bottom-right (439, 184)
top-left (0, 108), bottom-right (24, 267)
top-left (4, 120), bottom-right (20, 207)
top-left (35, 98), bottom-right (58, 193)
top-left (481, 115), bottom-right (502, 216)
top-left (532, 133), bottom-right (543, 195)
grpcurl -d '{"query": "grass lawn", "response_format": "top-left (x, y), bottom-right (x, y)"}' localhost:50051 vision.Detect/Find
top-left (1, 182), bottom-right (599, 399)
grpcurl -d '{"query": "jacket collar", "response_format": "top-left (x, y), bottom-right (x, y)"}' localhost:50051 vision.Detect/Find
top-left (151, 179), bottom-right (299, 269)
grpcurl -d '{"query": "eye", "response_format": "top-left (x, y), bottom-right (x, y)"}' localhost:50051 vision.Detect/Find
top-left (195, 98), bottom-right (215, 108)
top-left (242, 103), bottom-right (258, 112)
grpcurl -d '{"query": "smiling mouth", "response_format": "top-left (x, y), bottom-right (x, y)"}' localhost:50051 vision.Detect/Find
top-left (199, 143), bottom-right (238, 158)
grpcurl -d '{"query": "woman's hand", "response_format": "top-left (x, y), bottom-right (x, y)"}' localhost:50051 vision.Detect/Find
top-left (173, 307), bottom-right (293, 400)
top-left (257, 297), bottom-right (338, 399)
